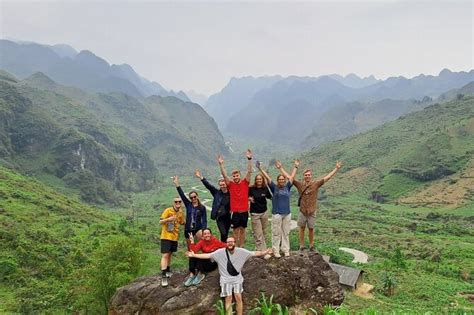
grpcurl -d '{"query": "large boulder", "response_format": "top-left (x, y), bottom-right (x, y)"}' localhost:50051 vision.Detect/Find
top-left (109, 252), bottom-right (344, 314)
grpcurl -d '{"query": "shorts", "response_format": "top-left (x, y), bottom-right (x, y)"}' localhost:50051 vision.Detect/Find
top-left (297, 212), bottom-right (316, 228)
top-left (161, 239), bottom-right (178, 253)
top-left (220, 282), bottom-right (244, 297)
top-left (231, 211), bottom-right (249, 229)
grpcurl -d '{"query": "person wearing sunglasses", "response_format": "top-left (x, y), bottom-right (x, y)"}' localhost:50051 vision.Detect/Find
top-left (172, 175), bottom-right (208, 249)
top-left (159, 196), bottom-right (185, 287)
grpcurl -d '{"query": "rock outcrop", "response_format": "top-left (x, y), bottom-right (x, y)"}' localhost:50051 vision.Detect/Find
top-left (109, 252), bottom-right (344, 314)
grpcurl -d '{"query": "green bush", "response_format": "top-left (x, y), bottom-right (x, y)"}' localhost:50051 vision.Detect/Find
top-left (73, 235), bottom-right (144, 313)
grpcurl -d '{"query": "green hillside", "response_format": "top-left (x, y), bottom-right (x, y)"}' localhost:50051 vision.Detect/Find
top-left (0, 76), bottom-right (155, 204)
top-left (303, 98), bottom-right (431, 149)
top-left (20, 71), bottom-right (228, 171)
top-left (299, 96), bottom-right (474, 207)
top-left (0, 71), bottom-right (228, 204)
top-left (0, 166), bottom-right (140, 313)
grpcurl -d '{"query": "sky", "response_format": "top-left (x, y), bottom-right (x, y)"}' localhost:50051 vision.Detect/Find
top-left (1, 0), bottom-right (473, 96)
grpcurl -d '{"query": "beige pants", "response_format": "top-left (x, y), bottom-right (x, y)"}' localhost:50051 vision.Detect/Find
top-left (272, 213), bottom-right (291, 255)
top-left (251, 212), bottom-right (269, 251)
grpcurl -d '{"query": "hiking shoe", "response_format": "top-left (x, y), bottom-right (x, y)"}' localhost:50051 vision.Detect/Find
top-left (166, 271), bottom-right (173, 278)
top-left (263, 254), bottom-right (272, 260)
top-left (274, 253), bottom-right (281, 258)
top-left (192, 273), bottom-right (205, 285)
top-left (184, 274), bottom-right (196, 287)
top-left (161, 276), bottom-right (169, 287)
top-left (284, 252), bottom-right (290, 257)
top-left (299, 247), bottom-right (306, 256)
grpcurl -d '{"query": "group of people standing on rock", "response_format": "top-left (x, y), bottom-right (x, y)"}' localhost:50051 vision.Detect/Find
top-left (159, 149), bottom-right (342, 314)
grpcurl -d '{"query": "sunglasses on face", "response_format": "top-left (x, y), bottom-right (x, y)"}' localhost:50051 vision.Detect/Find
top-left (174, 200), bottom-right (182, 204)
top-left (190, 196), bottom-right (197, 199)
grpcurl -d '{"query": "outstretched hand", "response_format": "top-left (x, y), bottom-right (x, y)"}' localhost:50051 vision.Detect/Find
top-left (275, 160), bottom-right (282, 169)
top-left (172, 175), bottom-right (179, 186)
top-left (246, 149), bottom-right (252, 160)
top-left (294, 159), bottom-right (300, 168)
top-left (336, 161), bottom-right (343, 170)
top-left (194, 169), bottom-right (202, 179)
top-left (217, 155), bottom-right (224, 165)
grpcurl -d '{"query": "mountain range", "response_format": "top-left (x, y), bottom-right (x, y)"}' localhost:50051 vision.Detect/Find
top-left (206, 70), bottom-right (474, 148)
top-left (0, 70), bottom-right (227, 203)
top-left (0, 39), bottom-right (189, 101)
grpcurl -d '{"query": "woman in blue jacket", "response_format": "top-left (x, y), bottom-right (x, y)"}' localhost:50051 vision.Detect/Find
top-left (194, 169), bottom-right (231, 242)
top-left (172, 175), bottom-right (207, 248)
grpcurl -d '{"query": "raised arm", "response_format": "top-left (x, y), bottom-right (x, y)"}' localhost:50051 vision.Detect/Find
top-left (275, 160), bottom-right (298, 184)
top-left (173, 175), bottom-right (190, 205)
top-left (195, 169), bottom-right (219, 195)
top-left (185, 251), bottom-right (211, 260)
top-left (244, 149), bottom-right (253, 182)
top-left (217, 155), bottom-right (230, 185)
top-left (256, 161), bottom-right (272, 184)
top-left (323, 161), bottom-right (343, 183)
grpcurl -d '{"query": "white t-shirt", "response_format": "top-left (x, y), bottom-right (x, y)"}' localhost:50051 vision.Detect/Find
top-left (209, 247), bottom-right (253, 284)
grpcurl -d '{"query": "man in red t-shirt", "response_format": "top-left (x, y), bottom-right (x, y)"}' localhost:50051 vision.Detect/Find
top-left (218, 149), bottom-right (253, 247)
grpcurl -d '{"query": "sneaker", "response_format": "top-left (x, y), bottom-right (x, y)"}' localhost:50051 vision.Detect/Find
top-left (184, 274), bottom-right (196, 287)
top-left (166, 271), bottom-right (173, 278)
top-left (309, 246), bottom-right (320, 254)
top-left (192, 273), bottom-right (205, 285)
top-left (263, 254), bottom-right (272, 260)
top-left (161, 276), bottom-right (168, 287)
top-left (274, 253), bottom-right (281, 258)
top-left (284, 252), bottom-right (290, 257)
top-left (299, 247), bottom-right (306, 256)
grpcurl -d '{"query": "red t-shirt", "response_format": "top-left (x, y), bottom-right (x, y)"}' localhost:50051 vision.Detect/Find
top-left (228, 178), bottom-right (250, 212)
top-left (190, 236), bottom-right (226, 253)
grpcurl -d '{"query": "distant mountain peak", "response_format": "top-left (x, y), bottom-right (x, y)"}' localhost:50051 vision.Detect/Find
top-left (24, 72), bottom-right (56, 86)
top-left (439, 68), bottom-right (453, 76)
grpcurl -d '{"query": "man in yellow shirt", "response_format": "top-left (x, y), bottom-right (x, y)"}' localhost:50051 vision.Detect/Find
top-left (160, 197), bottom-right (185, 287)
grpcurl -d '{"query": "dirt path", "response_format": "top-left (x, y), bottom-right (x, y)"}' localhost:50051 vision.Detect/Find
top-left (338, 247), bottom-right (369, 263)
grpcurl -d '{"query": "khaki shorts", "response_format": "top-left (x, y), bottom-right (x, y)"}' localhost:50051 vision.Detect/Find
top-left (297, 212), bottom-right (316, 228)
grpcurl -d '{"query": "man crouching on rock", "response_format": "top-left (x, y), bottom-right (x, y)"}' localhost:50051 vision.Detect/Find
top-left (186, 237), bottom-right (272, 315)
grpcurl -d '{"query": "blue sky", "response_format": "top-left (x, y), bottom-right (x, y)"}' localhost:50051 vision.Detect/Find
top-left (1, 0), bottom-right (472, 95)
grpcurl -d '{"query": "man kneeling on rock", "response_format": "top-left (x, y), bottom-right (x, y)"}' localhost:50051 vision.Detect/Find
top-left (185, 228), bottom-right (226, 286)
top-left (186, 236), bottom-right (272, 315)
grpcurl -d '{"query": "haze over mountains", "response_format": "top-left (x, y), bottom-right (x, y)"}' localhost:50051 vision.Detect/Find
top-left (205, 69), bottom-right (474, 148)
top-left (0, 39), bottom-right (190, 101)
top-left (0, 69), bottom-right (227, 203)
top-left (1, 38), bottom-right (473, 204)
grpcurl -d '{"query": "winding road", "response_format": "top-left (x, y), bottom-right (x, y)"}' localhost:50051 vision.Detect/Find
top-left (338, 247), bottom-right (369, 263)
